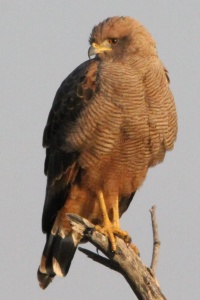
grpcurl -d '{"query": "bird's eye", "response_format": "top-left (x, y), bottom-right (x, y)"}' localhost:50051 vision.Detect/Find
top-left (108, 38), bottom-right (118, 45)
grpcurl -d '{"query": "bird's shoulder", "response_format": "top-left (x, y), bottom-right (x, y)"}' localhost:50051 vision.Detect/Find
top-left (43, 59), bottom-right (98, 151)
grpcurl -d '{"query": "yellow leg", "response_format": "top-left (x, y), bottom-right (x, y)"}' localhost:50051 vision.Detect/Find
top-left (97, 191), bottom-right (110, 225)
top-left (95, 191), bottom-right (132, 252)
top-left (96, 191), bottom-right (117, 251)
top-left (112, 199), bottom-right (139, 254)
top-left (112, 199), bottom-right (120, 228)
top-left (112, 199), bottom-right (131, 244)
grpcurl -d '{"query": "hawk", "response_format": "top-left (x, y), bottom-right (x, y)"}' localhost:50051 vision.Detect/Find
top-left (37, 16), bottom-right (177, 289)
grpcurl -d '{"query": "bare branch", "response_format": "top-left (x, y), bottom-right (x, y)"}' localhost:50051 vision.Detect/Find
top-left (78, 247), bottom-right (120, 272)
top-left (67, 213), bottom-right (166, 300)
top-left (149, 206), bottom-right (161, 275)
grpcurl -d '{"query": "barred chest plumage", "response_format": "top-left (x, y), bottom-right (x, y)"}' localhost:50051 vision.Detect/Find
top-left (66, 59), bottom-right (176, 195)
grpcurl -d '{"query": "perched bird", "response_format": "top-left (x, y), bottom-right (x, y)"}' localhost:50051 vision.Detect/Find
top-left (37, 16), bottom-right (177, 289)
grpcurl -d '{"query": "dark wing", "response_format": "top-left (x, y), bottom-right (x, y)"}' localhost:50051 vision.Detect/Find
top-left (119, 192), bottom-right (136, 217)
top-left (42, 59), bottom-right (98, 234)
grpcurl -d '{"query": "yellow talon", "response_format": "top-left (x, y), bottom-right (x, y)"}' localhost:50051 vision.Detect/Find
top-left (96, 191), bottom-right (136, 253)
top-left (95, 224), bottom-right (117, 252)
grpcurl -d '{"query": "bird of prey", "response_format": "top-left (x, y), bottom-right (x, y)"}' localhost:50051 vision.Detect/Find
top-left (37, 16), bottom-right (177, 289)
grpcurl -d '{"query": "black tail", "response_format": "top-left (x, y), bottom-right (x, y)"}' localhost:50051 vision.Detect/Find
top-left (37, 231), bottom-right (81, 289)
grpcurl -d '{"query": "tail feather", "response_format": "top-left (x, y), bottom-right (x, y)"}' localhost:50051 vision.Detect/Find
top-left (53, 234), bottom-right (78, 276)
top-left (37, 231), bottom-right (81, 289)
top-left (37, 269), bottom-right (55, 289)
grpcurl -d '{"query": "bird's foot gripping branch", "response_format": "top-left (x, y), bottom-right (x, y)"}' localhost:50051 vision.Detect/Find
top-left (67, 209), bottom-right (166, 300)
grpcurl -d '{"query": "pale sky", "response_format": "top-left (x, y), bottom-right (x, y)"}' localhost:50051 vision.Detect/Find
top-left (1, 1), bottom-right (200, 299)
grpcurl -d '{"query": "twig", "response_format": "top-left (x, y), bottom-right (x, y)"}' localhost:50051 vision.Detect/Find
top-left (67, 213), bottom-right (166, 300)
top-left (78, 247), bottom-right (120, 272)
top-left (149, 206), bottom-right (161, 275)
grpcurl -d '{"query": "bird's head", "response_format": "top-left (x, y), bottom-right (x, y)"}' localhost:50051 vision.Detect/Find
top-left (88, 16), bottom-right (157, 61)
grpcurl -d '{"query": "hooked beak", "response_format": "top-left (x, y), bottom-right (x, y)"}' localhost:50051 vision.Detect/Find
top-left (88, 41), bottom-right (112, 59)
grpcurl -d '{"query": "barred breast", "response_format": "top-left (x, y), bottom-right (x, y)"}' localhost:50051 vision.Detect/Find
top-left (66, 58), bottom-right (177, 195)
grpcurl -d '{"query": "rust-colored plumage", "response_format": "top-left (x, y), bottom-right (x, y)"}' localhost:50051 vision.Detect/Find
top-left (37, 16), bottom-right (177, 289)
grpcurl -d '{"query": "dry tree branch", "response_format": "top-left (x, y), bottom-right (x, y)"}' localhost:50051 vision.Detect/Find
top-left (78, 247), bottom-right (120, 272)
top-left (150, 205), bottom-right (161, 275)
top-left (67, 213), bottom-right (166, 300)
